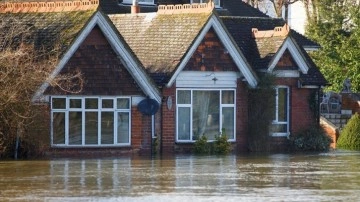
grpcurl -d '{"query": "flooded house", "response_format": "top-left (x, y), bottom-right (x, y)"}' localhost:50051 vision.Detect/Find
top-left (0, 0), bottom-right (327, 156)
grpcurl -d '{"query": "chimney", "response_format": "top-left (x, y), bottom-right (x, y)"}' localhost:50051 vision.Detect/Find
top-left (252, 24), bottom-right (290, 38)
top-left (131, 0), bottom-right (140, 14)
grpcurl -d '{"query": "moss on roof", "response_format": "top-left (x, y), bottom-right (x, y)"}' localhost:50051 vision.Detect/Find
top-left (108, 12), bottom-right (212, 74)
top-left (0, 10), bottom-right (95, 56)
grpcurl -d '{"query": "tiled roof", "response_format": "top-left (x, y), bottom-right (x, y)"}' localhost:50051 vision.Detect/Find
top-left (221, 16), bottom-right (326, 86)
top-left (221, 16), bottom-right (285, 69)
top-left (290, 30), bottom-right (320, 49)
top-left (298, 45), bottom-right (328, 86)
top-left (221, 16), bottom-right (319, 66)
top-left (0, 10), bottom-right (95, 55)
top-left (254, 36), bottom-right (287, 69)
top-left (101, 0), bottom-right (269, 17)
top-left (108, 11), bottom-right (212, 74)
top-left (218, 0), bottom-right (269, 17)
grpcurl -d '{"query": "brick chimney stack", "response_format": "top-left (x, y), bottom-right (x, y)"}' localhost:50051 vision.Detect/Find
top-left (131, 0), bottom-right (140, 14)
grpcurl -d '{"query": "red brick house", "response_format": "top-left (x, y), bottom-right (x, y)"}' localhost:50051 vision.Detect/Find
top-left (1, 0), bottom-right (327, 156)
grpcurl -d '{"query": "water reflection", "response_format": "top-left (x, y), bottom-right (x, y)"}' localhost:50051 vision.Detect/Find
top-left (1, 152), bottom-right (360, 201)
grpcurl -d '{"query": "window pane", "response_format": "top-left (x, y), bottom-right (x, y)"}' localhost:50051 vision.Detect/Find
top-left (222, 107), bottom-right (234, 140)
top-left (85, 98), bottom-right (98, 109)
top-left (139, 0), bottom-right (153, 3)
top-left (222, 90), bottom-right (234, 104)
top-left (101, 112), bottom-right (114, 144)
top-left (70, 99), bottom-right (82, 108)
top-left (85, 112), bottom-right (98, 144)
top-left (52, 98), bottom-right (66, 109)
top-left (178, 107), bottom-right (191, 140)
top-left (69, 112), bottom-right (82, 145)
top-left (117, 98), bottom-right (130, 109)
top-left (53, 112), bottom-right (65, 144)
top-left (177, 90), bottom-right (191, 104)
top-left (102, 99), bottom-right (114, 109)
top-left (193, 91), bottom-right (219, 140)
top-left (270, 124), bottom-right (287, 133)
top-left (278, 88), bottom-right (288, 122)
top-left (117, 112), bottom-right (130, 144)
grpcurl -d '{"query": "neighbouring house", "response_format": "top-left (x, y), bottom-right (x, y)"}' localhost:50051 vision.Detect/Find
top-left (0, 0), bottom-right (327, 156)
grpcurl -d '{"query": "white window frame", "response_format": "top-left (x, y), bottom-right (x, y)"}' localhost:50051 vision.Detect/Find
top-left (176, 88), bottom-right (236, 142)
top-left (122, 0), bottom-right (155, 5)
top-left (271, 86), bottom-right (290, 137)
top-left (51, 96), bottom-right (131, 147)
top-left (191, 0), bottom-right (221, 8)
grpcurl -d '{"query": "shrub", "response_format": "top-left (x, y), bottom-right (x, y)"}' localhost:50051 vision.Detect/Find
top-left (214, 128), bottom-right (231, 155)
top-left (289, 125), bottom-right (331, 152)
top-left (248, 74), bottom-right (275, 152)
top-left (337, 113), bottom-right (360, 150)
top-left (194, 134), bottom-right (210, 154)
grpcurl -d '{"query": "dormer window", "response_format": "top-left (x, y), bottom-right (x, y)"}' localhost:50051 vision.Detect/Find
top-left (122, 0), bottom-right (155, 5)
top-left (191, 0), bottom-right (221, 8)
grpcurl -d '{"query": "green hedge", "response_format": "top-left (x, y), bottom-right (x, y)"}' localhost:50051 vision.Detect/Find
top-left (337, 113), bottom-right (360, 150)
top-left (289, 125), bottom-right (331, 152)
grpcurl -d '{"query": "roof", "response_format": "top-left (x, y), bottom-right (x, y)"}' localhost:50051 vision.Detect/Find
top-left (217, 0), bottom-right (269, 17)
top-left (297, 44), bottom-right (328, 86)
top-left (0, 10), bottom-right (95, 55)
top-left (220, 16), bottom-right (284, 69)
top-left (254, 36), bottom-right (287, 69)
top-left (221, 16), bottom-right (326, 86)
top-left (1, 0), bottom-right (325, 88)
top-left (99, 0), bottom-right (320, 50)
top-left (108, 10), bottom-right (212, 74)
top-left (221, 16), bottom-right (320, 67)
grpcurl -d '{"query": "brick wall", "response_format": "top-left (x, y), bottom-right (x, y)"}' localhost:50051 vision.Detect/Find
top-left (275, 78), bottom-right (316, 134)
top-left (184, 28), bottom-right (238, 72)
top-left (45, 25), bottom-right (144, 96)
top-left (39, 25), bottom-right (153, 157)
top-left (341, 93), bottom-right (360, 114)
top-left (131, 107), bottom-right (153, 155)
top-left (236, 79), bottom-right (249, 152)
top-left (161, 85), bottom-right (176, 153)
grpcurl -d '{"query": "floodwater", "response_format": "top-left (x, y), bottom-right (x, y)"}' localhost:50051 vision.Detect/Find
top-left (1, 151), bottom-right (360, 201)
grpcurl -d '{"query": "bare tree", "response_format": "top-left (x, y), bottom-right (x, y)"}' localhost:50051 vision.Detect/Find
top-left (0, 16), bottom-right (83, 158)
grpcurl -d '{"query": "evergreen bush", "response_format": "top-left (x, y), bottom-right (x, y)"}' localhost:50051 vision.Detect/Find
top-left (289, 125), bottom-right (331, 152)
top-left (194, 134), bottom-right (210, 154)
top-left (337, 113), bottom-right (360, 150)
top-left (214, 128), bottom-right (231, 155)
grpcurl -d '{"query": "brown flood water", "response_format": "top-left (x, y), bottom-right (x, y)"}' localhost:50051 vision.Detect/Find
top-left (0, 151), bottom-right (360, 201)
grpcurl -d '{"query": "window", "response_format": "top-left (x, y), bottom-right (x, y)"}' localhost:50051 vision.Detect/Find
top-left (191, 0), bottom-right (220, 7)
top-left (51, 96), bottom-right (131, 146)
top-left (122, 0), bottom-right (154, 5)
top-left (270, 86), bottom-right (289, 136)
top-left (176, 89), bottom-right (235, 142)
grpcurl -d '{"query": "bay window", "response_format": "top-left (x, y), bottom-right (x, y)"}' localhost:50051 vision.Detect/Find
top-left (270, 86), bottom-right (289, 136)
top-left (51, 96), bottom-right (131, 147)
top-left (176, 89), bottom-right (235, 142)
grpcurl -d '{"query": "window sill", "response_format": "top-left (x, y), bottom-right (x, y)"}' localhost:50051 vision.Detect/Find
top-left (51, 144), bottom-right (132, 148)
top-left (175, 140), bottom-right (236, 143)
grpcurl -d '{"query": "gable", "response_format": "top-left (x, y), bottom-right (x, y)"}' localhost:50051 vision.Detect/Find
top-left (167, 14), bottom-right (258, 88)
top-left (268, 37), bottom-right (309, 74)
top-left (274, 50), bottom-right (298, 70)
top-left (33, 11), bottom-right (161, 103)
top-left (184, 28), bottom-right (238, 72)
top-left (44, 25), bottom-right (144, 96)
